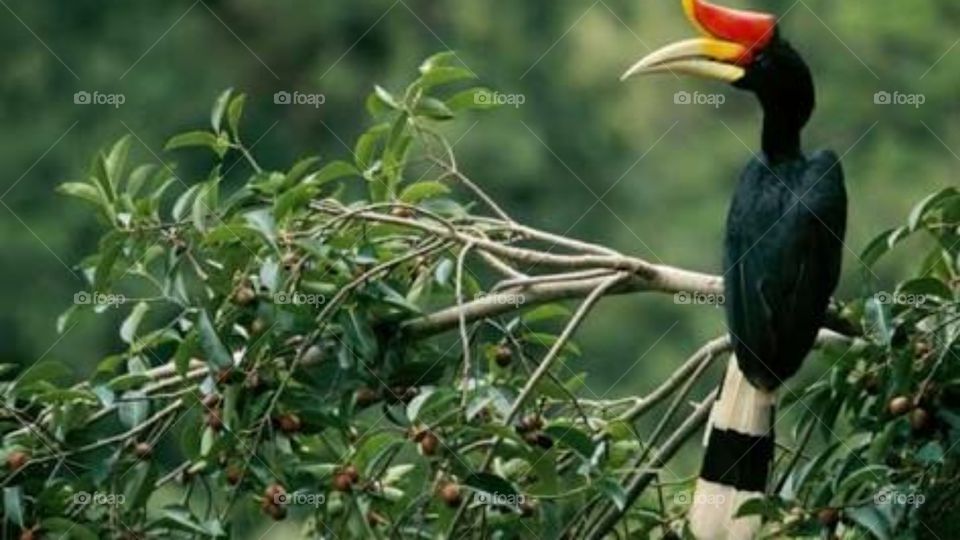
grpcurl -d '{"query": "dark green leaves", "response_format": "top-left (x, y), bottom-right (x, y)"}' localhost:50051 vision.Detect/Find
top-left (197, 311), bottom-right (233, 369)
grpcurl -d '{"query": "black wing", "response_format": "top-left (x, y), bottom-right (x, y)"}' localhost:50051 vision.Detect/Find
top-left (724, 151), bottom-right (846, 390)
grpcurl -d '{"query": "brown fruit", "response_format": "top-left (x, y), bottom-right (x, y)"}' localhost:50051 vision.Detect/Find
top-left (391, 207), bottom-right (415, 219)
top-left (534, 433), bottom-right (554, 450)
top-left (519, 500), bottom-right (537, 518)
top-left (332, 473), bottom-right (353, 492)
top-left (910, 408), bottom-right (933, 433)
top-left (355, 387), bottom-right (380, 408)
top-left (6, 450), bottom-right (29, 471)
top-left (439, 482), bottom-right (462, 507)
top-left (818, 507), bottom-right (840, 528)
top-left (343, 464), bottom-right (360, 483)
top-left (250, 318), bottom-right (267, 334)
top-left (244, 371), bottom-right (262, 391)
top-left (225, 465), bottom-right (243, 485)
top-left (263, 502), bottom-right (287, 520)
top-left (281, 251), bottom-right (299, 269)
top-left (206, 409), bottom-right (224, 431)
top-left (19, 528), bottom-right (38, 540)
top-left (888, 395), bottom-right (913, 417)
top-left (133, 442), bottom-right (152, 458)
top-left (302, 345), bottom-right (324, 366)
top-left (494, 344), bottom-right (513, 367)
top-left (410, 426), bottom-right (427, 442)
top-left (202, 393), bottom-right (221, 408)
top-left (419, 432), bottom-right (440, 456)
top-left (233, 286), bottom-right (256, 306)
top-left (518, 414), bottom-right (544, 433)
top-left (276, 414), bottom-right (302, 434)
top-left (264, 483), bottom-right (287, 504)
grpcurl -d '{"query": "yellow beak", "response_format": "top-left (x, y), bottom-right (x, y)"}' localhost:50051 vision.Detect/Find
top-left (621, 37), bottom-right (747, 82)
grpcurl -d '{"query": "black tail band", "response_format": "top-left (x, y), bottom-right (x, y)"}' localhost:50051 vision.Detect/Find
top-left (700, 427), bottom-right (773, 493)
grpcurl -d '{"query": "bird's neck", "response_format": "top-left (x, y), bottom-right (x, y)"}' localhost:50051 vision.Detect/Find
top-left (760, 105), bottom-right (804, 164)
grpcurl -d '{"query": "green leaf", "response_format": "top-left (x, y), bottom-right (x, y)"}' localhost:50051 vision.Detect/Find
top-left (414, 96), bottom-right (455, 120)
top-left (419, 51), bottom-right (461, 73)
top-left (354, 123), bottom-right (389, 171)
top-left (544, 423), bottom-right (595, 459)
top-left (57, 182), bottom-right (104, 207)
top-left (446, 87), bottom-right (499, 112)
top-left (373, 85), bottom-right (402, 110)
top-left (597, 476), bottom-right (628, 511)
top-left (908, 187), bottom-right (959, 231)
top-left (734, 497), bottom-right (780, 520)
top-left (118, 389), bottom-right (149, 428)
top-left (284, 156), bottom-right (321, 187)
top-left (846, 506), bottom-right (892, 540)
top-left (120, 302), bottom-right (150, 344)
top-left (464, 472), bottom-right (519, 497)
top-left (210, 88), bottom-right (233, 133)
top-left (159, 506), bottom-right (226, 537)
top-left (226, 93), bottom-right (246, 137)
top-left (165, 131), bottom-right (229, 158)
top-left (417, 66), bottom-right (475, 89)
top-left (308, 160), bottom-right (360, 186)
top-left (275, 183), bottom-right (318, 220)
top-left (104, 135), bottom-right (133, 189)
top-left (94, 231), bottom-right (124, 292)
top-left (522, 304), bottom-right (572, 324)
top-left (399, 181), bottom-right (450, 204)
top-left (197, 311), bottom-right (233, 369)
top-left (3, 487), bottom-right (24, 527)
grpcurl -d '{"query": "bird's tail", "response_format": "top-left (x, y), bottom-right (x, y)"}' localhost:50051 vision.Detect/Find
top-left (688, 356), bottom-right (776, 540)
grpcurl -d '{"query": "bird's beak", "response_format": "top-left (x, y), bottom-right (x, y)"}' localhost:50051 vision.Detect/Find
top-left (620, 37), bottom-right (748, 82)
top-left (621, 0), bottom-right (776, 83)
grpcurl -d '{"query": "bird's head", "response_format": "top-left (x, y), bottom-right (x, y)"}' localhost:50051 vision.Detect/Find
top-left (623, 0), bottom-right (814, 128)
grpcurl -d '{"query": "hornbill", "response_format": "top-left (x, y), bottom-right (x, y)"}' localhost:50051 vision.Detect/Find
top-left (622, 1), bottom-right (847, 538)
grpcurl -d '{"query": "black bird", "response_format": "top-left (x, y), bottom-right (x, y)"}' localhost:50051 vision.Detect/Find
top-left (622, 1), bottom-right (846, 538)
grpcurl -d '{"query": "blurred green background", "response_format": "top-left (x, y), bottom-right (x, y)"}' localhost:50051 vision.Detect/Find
top-left (1, 0), bottom-right (957, 482)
